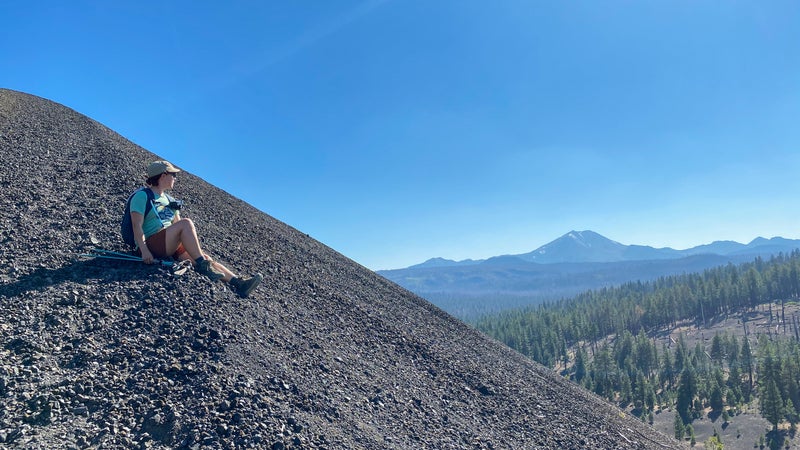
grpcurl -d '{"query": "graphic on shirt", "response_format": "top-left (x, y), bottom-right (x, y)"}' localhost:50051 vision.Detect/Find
top-left (154, 201), bottom-right (175, 224)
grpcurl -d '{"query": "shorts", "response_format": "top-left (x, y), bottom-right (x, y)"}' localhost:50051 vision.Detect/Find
top-left (144, 228), bottom-right (187, 259)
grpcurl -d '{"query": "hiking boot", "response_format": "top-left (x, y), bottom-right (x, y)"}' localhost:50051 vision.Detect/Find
top-left (195, 258), bottom-right (224, 281)
top-left (230, 273), bottom-right (262, 298)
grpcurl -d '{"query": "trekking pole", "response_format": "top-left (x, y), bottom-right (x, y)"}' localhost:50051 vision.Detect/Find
top-left (78, 248), bottom-right (191, 275)
top-left (79, 248), bottom-right (174, 266)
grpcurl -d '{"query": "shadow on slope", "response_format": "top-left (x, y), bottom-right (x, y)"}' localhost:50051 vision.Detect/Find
top-left (0, 258), bottom-right (163, 299)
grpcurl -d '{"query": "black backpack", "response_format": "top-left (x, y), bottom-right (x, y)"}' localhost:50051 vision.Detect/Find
top-left (120, 187), bottom-right (156, 249)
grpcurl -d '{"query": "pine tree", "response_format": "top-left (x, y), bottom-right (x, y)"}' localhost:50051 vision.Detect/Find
top-left (592, 346), bottom-right (615, 400)
top-left (619, 372), bottom-right (633, 406)
top-left (673, 413), bottom-right (685, 440)
top-left (785, 398), bottom-right (798, 426)
top-left (760, 379), bottom-right (784, 431)
top-left (710, 332), bottom-right (724, 365)
top-left (660, 343), bottom-right (675, 388)
top-left (573, 346), bottom-right (587, 384)
top-left (674, 334), bottom-right (688, 375)
top-left (741, 337), bottom-right (754, 400)
top-left (633, 371), bottom-right (647, 412)
top-left (704, 435), bottom-right (723, 450)
top-left (780, 345), bottom-right (800, 420)
top-left (727, 334), bottom-right (740, 368)
top-left (633, 329), bottom-right (655, 375)
top-left (677, 367), bottom-right (697, 424)
top-left (687, 424), bottom-right (696, 446)
top-left (709, 381), bottom-right (724, 413)
top-left (614, 331), bottom-right (634, 373)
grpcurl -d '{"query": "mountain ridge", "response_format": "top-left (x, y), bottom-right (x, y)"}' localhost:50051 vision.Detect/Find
top-left (380, 231), bottom-right (800, 320)
top-left (0, 89), bottom-right (677, 448)
top-left (402, 230), bottom-right (800, 269)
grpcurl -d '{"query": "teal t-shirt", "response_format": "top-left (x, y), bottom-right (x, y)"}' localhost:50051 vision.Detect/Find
top-left (130, 189), bottom-right (177, 239)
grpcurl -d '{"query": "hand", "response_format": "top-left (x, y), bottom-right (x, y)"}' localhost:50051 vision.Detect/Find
top-left (141, 248), bottom-right (154, 264)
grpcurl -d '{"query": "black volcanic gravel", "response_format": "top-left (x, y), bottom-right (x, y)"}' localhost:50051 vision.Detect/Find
top-left (0, 89), bottom-right (680, 449)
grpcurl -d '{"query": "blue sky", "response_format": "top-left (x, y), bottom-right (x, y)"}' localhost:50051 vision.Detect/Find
top-left (2, 1), bottom-right (799, 270)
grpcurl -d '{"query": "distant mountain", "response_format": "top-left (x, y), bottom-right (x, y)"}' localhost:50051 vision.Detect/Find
top-left (734, 237), bottom-right (800, 256)
top-left (399, 230), bottom-right (800, 269)
top-left (517, 230), bottom-right (621, 262)
top-left (407, 257), bottom-right (480, 269)
top-left (379, 230), bottom-right (800, 320)
top-left (682, 240), bottom-right (746, 256)
top-left (516, 230), bottom-right (677, 263)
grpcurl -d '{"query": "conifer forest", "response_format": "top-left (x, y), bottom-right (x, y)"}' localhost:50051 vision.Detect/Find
top-left (477, 251), bottom-right (800, 446)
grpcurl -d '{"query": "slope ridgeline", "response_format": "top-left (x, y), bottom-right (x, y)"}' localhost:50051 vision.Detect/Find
top-left (0, 89), bottom-right (677, 449)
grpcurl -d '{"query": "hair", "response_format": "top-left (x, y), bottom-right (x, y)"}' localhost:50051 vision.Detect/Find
top-left (146, 174), bottom-right (162, 186)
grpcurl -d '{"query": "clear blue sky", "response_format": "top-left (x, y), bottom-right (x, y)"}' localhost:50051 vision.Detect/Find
top-left (2, 1), bottom-right (799, 270)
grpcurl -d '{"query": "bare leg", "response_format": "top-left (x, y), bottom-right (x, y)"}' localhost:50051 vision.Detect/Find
top-left (165, 219), bottom-right (204, 260)
top-left (211, 261), bottom-right (236, 282)
top-left (177, 248), bottom-right (261, 297)
top-left (170, 224), bottom-right (237, 282)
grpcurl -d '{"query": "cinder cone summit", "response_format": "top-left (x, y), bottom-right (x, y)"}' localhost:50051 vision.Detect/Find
top-left (0, 89), bottom-right (678, 449)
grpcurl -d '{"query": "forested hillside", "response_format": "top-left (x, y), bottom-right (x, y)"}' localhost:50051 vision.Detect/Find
top-left (477, 251), bottom-right (800, 448)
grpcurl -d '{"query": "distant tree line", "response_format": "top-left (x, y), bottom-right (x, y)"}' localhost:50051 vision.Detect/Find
top-left (476, 251), bottom-right (800, 439)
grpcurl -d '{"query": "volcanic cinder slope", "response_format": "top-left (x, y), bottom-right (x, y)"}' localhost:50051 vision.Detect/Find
top-left (0, 89), bottom-right (679, 449)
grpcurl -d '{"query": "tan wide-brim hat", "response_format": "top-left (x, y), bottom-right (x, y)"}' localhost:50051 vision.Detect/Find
top-left (147, 160), bottom-right (181, 178)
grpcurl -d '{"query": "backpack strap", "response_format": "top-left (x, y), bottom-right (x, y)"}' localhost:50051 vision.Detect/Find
top-left (143, 188), bottom-right (167, 233)
top-left (143, 187), bottom-right (156, 217)
top-left (129, 187), bottom-right (156, 216)
top-left (135, 187), bottom-right (162, 229)
top-left (122, 187), bottom-right (158, 249)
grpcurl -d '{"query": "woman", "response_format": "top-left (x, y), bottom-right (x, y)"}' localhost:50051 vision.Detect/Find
top-left (129, 160), bottom-right (262, 298)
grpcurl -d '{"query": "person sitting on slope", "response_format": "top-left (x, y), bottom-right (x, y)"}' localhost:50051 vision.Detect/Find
top-left (128, 160), bottom-right (262, 298)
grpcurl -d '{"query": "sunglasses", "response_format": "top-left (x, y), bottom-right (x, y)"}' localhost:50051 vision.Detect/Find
top-left (163, 172), bottom-right (177, 178)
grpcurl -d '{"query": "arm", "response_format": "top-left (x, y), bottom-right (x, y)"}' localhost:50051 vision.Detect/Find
top-left (131, 211), bottom-right (154, 264)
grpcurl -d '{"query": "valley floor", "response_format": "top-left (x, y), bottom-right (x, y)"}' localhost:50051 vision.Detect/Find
top-left (641, 302), bottom-right (800, 449)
